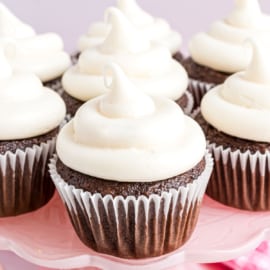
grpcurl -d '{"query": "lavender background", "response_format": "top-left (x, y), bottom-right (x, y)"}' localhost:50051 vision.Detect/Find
top-left (0, 0), bottom-right (270, 53)
top-left (0, 0), bottom-right (270, 269)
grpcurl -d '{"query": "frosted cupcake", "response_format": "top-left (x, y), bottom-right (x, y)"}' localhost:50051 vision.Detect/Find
top-left (76, 0), bottom-right (183, 63)
top-left (63, 8), bottom-right (191, 116)
top-left (50, 63), bottom-right (213, 258)
top-left (195, 40), bottom-right (270, 211)
top-left (0, 50), bottom-right (66, 216)
top-left (184, 0), bottom-right (270, 107)
top-left (0, 3), bottom-right (71, 92)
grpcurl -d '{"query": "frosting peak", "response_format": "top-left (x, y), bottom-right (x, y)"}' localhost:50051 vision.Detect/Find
top-left (58, 63), bottom-right (205, 182)
top-left (117, 0), bottom-right (153, 26)
top-left (63, 9), bottom-right (187, 103)
top-left (101, 7), bottom-right (150, 54)
top-left (244, 40), bottom-right (270, 84)
top-left (100, 63), bottom-right (155, 118)
top-left (78, 0), bottom-right (182, 55)
top-left (226, 0), bottom-right (262, 28)
top-left (201, 40), bottom-right (270, 142)
top-left (0, 3), bottom-right (35, 38)
top-left (189, 0), bottom-right (270, 73)
top-left (0, 4), bottom-right (71, 82)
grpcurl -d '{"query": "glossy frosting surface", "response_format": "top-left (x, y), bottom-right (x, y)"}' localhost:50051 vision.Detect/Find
top-left (63, 8), bottom-right (187, 102)
top-left (58, 63), bottom-right (206, 181)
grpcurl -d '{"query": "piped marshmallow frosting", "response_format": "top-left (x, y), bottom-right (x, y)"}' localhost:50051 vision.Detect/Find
top-left (0, 51), bottom-right (66, 140)
top-left (0, 4), bottom-right (70, 82)
top-left (0, 3), bottom-right (35, 38)
top-left (57, 63), bottom-right (206, 182)
top-left (189, 0), bottom-right (270, 73)
top-left (63, 8), bottom-right (187, 102)
top-left (78, 0), bottom-right (182, 55)
top-left (201, 40), bottom-right (270, 142)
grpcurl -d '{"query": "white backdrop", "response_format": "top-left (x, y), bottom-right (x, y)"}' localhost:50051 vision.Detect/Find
top-left (1, 0), bottom-right (270, 52)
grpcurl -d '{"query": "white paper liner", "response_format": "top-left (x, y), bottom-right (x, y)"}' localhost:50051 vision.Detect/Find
top-left (0, 138), bottom-right (56, 216)
top-left (191, 108), bottom-right (270, 211)
top-left (188, 79), bottom-right (215, 111)
top-left (207, 142), bottom-right (270, 211)
top-left (178, 90), bottom-right (194, 116)
top-left (49, 152), bottom-right (213, 258)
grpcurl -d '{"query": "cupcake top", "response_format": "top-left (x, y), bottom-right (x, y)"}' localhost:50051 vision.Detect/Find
top-left (63, 8), bottom-right (187, 102)
top-left (189, 0), bottom-right (270, 73)
top-left (201, 40), bottom-right (270, 142)
top-left (78, 0), bottom-right (182, 55)
top-left (0, 4), bottom-right (71, 82)
top-left (57, 63), bottom-right (205, 182)
top-left (0, 50), bottom-right (66, 140)
top-left (0, 3), bottom-right (35, 39)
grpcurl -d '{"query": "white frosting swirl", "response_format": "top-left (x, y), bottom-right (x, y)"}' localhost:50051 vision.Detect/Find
top-left (189, 0), bottom-right (270, 73)
top-left (4, 33), bottom-right (71, 82)
top-left (201, 40), bottom-right (270, 142)
top-left (58, 63), bottom-right (206, 182)
top-left (0, 51), bottom-right (66, 140)
top-left (0, 4), bottom-right (70, 82)
top-left (63, 8), bottom-right (187, 102)
top-left (0, 3), bottom-right (35, 39)
top-left (78, 0), bottom-right (182, 55)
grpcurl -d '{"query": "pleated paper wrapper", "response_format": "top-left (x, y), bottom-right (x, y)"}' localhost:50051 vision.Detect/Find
top-left (207, 143), bottom-right (270, 211)
top-left (0, 139), bottom-right (56, 217)
top-left (177, 90), bottom-right (194, 116)
top-left (49, 153), bottom-right (213, 259)
top-left (188, 79), bottom-right (215, 111)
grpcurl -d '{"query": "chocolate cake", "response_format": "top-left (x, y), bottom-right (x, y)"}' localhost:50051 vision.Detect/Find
top-left (195, 113), bottom-right (270, 154)
top-left (0, 128), bottom-right (59, 154)
top-left (52, 155), bottom-right (209, 258)
top-left (173, 51), bottom-right (185, 64)
top-left (183, 57), bottom-right (230, 85)
top-left (0, 136), bottom-right (56, 217)
top-left (63, 90), bottom-right (193, 117)
top-left (50, 63), bottom-right (212, 259)
top-left (195, 111), bottom-right (270, 211)
top-left (57, 158), bottom-right (206, 197)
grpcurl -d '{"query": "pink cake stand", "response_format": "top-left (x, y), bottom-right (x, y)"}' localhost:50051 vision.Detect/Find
top-left (0, 193), bottom-right (269, 270)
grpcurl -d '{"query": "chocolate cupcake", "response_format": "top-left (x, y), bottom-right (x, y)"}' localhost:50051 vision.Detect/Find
top-left (76, 0), bottom-right (183, 64)
top-left (0, 3), bottom-right (71, 93)
top-left (62, 8), bottom-right (192, 117)
top-left (50, 63), bottom-right (213, 259)
top-left (194, 40), bottom-right (270, 211)
top-left (184, 0), bottom-right (270, 108)
top-left (0, 51), bottom-right (66, 217)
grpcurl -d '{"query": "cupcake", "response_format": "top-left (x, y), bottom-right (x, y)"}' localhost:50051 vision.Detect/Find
top-left (0, 3), bottom-right (71, 93)
top-left (50, 63), bottom-right (213, 259)
top-left (184, 0), bottom-right (270, 108)
top-left (63, 8), bottom-right (191, 117)
top-left (194, 40), bottom-right (270, 211)
top-left (76, 0), bottom-right (183, 63)
top-left (0, 50), bottom-right (66, 216)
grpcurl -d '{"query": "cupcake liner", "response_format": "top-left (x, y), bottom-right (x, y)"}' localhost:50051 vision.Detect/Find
top-left (188, 79), bottom-right (215, 110)
top-left (207, 143), bottom-right (270, 211)
top-left (192, 108), bottom-right (270, 211)
top-left (176, 91), bottom-right (194, 115)
top-left (49, 152), bottom-right (213, 259)
top-left (0, 139), bottom-right (56, 217)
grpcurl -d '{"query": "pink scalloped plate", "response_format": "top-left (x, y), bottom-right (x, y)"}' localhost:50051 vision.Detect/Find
top-left (0, 192), bottom-right (269, 270)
